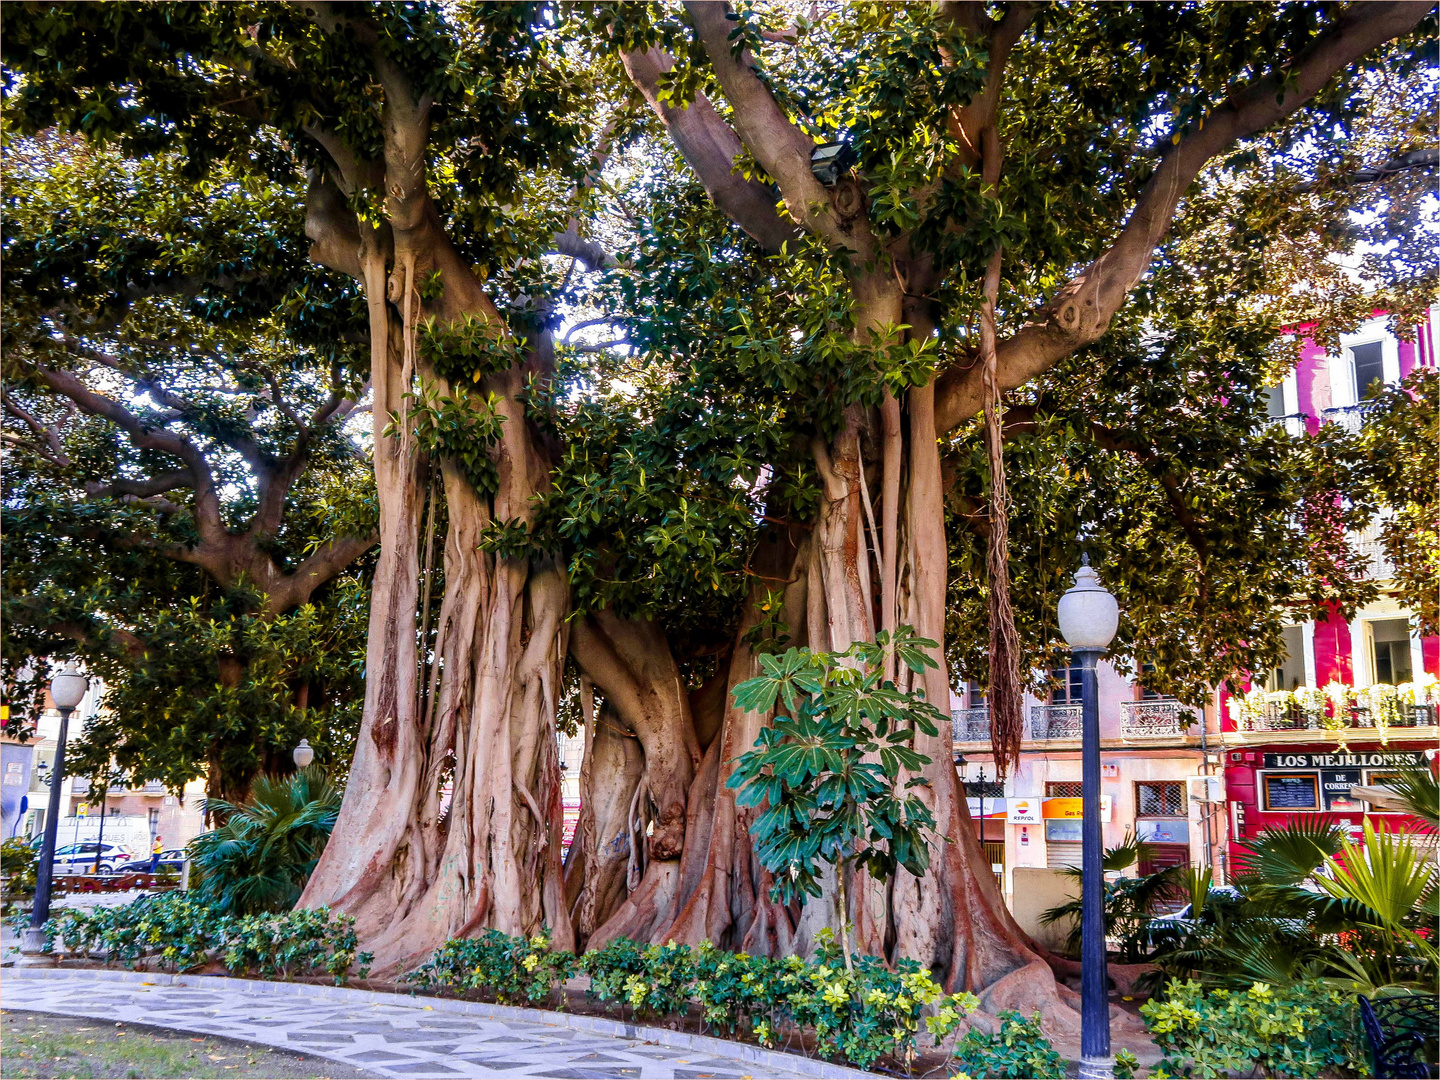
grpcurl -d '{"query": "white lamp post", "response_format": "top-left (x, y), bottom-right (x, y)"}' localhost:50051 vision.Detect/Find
top-left (23, 661), bottom-right (89, 961)
top-left (1059, 555), bottom-right (1119, 1080)
top-left (292, 739), bottom-right (315, 768)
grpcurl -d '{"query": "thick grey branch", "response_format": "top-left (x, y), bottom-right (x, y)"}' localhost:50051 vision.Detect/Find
top-left (619, 41), bottom-right (798, 254)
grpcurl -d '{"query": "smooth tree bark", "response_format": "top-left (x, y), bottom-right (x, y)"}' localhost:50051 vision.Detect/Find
top-left (296, 31), bottom-right (574, 970)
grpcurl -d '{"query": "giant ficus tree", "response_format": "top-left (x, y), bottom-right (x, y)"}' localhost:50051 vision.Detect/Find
top-left (1, 135), bottom-right (376, 799)
top-left (4, 0), bottom-right (604, 966)
top-left (566, 0), bottom-right (1432, 1006)
top-left (5, 3), bottom-right (1432, 1023)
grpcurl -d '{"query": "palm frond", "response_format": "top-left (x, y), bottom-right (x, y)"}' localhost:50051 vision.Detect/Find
top-left (186, 766), bottom-right (341, 916)
top-left (1374, 769), bottom-right (1439, 830)
top-left (1232, 817), bottom-right (1346, 886)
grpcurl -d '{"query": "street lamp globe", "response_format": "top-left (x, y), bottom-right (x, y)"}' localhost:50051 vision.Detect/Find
top-left (292, 739), bottom-right (315, 768)
top-left (49, 662), bottom-right (88, 710)
top-left (1057, 554), bottom-right (1119, 650)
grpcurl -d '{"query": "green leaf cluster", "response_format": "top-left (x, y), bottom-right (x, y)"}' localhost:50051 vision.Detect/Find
top-left (407, 928), bottom-right (577, 1007)
top-left (1142, 979), bottom-right (1367, 1079)
top-left (25, 891), bottom-right (372, 985)
top-left (726, 628), bottom-right (943, 907)
top-left (420, 929), bottom-right (979, 1072)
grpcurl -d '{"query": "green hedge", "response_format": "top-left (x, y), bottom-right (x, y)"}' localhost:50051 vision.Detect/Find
top-left (1142, 978), bottom-right (1367, 1078)
top-left (408, 927), bottom-right (1028, 1072)
top-left (24, 892), bottom-right (372, 984)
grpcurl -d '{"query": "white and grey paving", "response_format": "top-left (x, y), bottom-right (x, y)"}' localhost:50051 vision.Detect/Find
top-left (1, 969), bottom-right (879, 1080)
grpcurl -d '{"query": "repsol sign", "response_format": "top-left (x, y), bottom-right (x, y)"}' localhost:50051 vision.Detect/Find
top-left (1262, 750), bottom-right (1426, 770)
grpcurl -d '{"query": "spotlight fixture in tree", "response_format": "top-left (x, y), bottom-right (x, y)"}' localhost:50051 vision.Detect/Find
top-left (809, 140), bottom-right (855, 186)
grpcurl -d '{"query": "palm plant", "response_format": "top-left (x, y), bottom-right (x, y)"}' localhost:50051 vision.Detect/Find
top-left (1147, 818), bottom-right (1437, 995)
top-left (1040, 833), bottom-right (1184, 962)
top-left (188, 767), bottom-right (342, 916)
top-left (1312, 819), bottom-right (1438, 991)
top-left (1373, 768), bottom-right (1439, 831)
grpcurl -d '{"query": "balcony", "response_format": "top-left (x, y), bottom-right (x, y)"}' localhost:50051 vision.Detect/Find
top-left (1119, 698), bottom-right (1194, 739)
top-left (1030, 704), bottom-right (1082, 739)
top-left (1322, 402), bottom-right (1375, 433)
top-left (1241, 700), bottom-right (1436, 734)
top-left (1271, 412), bottom-right (1309, 437)
top-left (1355, 523), bottom-right (1394, 581)
top-left (952, 707), bottom-right (990, 744)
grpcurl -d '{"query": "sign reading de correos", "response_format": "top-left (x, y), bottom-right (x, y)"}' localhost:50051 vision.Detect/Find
top-left (1006, 797), bottom-right (1042, 824)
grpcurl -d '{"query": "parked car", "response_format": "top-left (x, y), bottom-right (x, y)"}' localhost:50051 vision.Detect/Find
top-left (116, 850), bottom-right (186, 874)
top-left (49, 842), bottom-right (134, 875)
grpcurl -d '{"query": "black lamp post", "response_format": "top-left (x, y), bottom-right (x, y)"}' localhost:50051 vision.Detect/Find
top-left (22, 661), bottom-right (88, 960)
top-left (1058, 555), bottom-right (1119, 1080)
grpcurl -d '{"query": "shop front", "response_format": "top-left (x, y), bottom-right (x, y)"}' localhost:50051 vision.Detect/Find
top-left (1224, 744), bottom-right (1433, 842)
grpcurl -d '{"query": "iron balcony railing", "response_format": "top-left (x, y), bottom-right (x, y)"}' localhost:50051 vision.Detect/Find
top-left (1119, 698), bottom-right (1194, 738)
top-left (1355, 523), bottom-right (1395, 581)
top-left (1244, 701), bottom-right (1436, 733)
top-left (1322, 401), bottom-right (1376, 433)
top-left (1270, 412), bottom-right (1309, 437)
top-left (1029, 704), bottom-right (1082, 739)
top-left (951, 707), bottom-right (990, 744)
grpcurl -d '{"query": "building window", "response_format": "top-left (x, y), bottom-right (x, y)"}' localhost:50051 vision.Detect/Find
top-left (1369, 619), bottom-right (1413, 685)
top-left (1350, 340), bottom-right (1386, 400)
top-left (1136, 781), bottom-right (1185, 817)
top-left (964, 781), bottom-right (1005, 798)
top-left (1262, 772), bottom-right (1321, 811)
top-left (1049, 666), bottom-right (1083, 705)
top-left (1046, 781), bottom-right (1083, 798)
top-left (147, 808), bottom-right (160, 834)
top-left (1137, 662), bottom-right (1164, 700)
top-left (967, 682), bottom-right (987, 708)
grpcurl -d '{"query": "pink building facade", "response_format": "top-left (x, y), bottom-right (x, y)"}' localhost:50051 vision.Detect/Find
top-left (1223, 308), bottom-right (1439, 849)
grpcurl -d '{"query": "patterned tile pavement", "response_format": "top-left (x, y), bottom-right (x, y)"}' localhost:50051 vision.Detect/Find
top-left (2, 971), bottom-right (876, 1080)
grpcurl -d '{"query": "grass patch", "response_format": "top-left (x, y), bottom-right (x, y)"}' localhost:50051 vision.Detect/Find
top-left (0, 1011), bottom-right (379, 1080)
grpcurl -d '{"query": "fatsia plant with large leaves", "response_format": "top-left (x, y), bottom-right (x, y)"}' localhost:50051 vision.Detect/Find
top-left (187, 767), bottom-right (342, 917)
top-left (726, 628), bottom-right (946, 969)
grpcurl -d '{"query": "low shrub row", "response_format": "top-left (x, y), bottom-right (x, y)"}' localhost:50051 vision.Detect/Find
top-left (1142, 978), bottom-right (1368, 1078)
top-left (407, 927), bottom-right (1063, 1073)
top-left (22, 892), bottom-right (372, 984)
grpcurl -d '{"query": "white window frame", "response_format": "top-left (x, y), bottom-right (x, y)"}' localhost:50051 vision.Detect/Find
top-left (1332, 319), bottom-right (1400, 408)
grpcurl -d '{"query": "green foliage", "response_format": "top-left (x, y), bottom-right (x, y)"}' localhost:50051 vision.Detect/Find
top-left (422, 930), bottom-right (978, 1071)
top-left (1141, 979), bottom-right (1365, 1078)
top-left (391, 381), bottom-right (506, 498)
top-left (1040, 833), bottom-right (1184, 963)
top-left (1, 135), bottom-right (373, 796)
top-left (187, 767), bottom-right (342, 916)
top-left (407, 929), bottom-right (575, 1007)
top-left (1113, 1047), bottom-right (1141, 1080)
top-left (951, 1009), bottom-right (1066, 1080)
top-left (0, 837), bottom-right (38, 896)
top-left (28, 892), bottom-right (371, 984)
top-left (727, 629), bottom-right (943, 925)
top-left (1147, 819), bottom-right (1437, 995)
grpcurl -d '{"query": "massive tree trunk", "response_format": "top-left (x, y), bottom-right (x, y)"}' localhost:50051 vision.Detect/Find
top-left (299, 98), bottom-right (571, 972)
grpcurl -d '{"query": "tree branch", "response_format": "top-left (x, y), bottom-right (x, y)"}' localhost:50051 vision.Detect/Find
top-left (82, 471), bottom-right (194, 501)
top-left (934, 0), bottom-right (1429, 433)
top-left (2, 389), bottom-right (71, 467)
top-left (32, 364), bottom-right (227, 545)
top-left (618, 42), bottom-right (798, 254)
top-left (684, 0), bottom-right (872, 257)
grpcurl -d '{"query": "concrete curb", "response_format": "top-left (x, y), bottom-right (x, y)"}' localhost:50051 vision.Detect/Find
top-left (4, 966), bottom-right (882, 1079)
